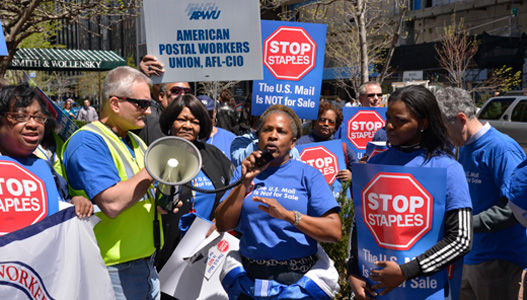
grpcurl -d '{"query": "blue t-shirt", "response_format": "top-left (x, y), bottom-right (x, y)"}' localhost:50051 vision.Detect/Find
top-left (507, 159), bottom-right (527, 210)
top-left (459, 127), bottom-right (527, 266)
top-left (372, 127), bottom-right (387, 142)
top-left (0, 155), bottom-right (62, 233)
top-left (206, 127), bottom-right (236, 160)
top-left (368, 147), bottom-right (471, 212)
top-left (191, 169), bottom-right (216, 220)
top-left (222, 160), bottom-right (340, 260)
top-left (62, 131), bottom-right (128, 199)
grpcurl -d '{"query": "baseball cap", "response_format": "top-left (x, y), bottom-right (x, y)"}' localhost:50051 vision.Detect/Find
top-left (198, 95), bottom-right (215, 111)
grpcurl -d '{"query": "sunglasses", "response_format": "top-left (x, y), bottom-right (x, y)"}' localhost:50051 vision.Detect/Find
top-left (317, 117), bottom-right (336, 126)
top-left (115, 96), bottom-right (151, 109)
top-left (169, 86), bottom-right (193, 96)
top-left (366, 93), bottom-right (383, 98)
top-left (5, 112), bottom-right (48, 125)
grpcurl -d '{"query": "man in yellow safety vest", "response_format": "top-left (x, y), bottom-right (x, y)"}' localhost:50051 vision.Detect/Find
top-left (62, 66), bottom-right (163, 299)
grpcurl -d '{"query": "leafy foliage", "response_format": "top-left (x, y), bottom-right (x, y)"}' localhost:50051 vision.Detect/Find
top-left (322, 181), bottom-right (354, 299)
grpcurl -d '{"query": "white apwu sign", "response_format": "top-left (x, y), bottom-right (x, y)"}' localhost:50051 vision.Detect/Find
top-left (143, 0), bottom-right (263, 83)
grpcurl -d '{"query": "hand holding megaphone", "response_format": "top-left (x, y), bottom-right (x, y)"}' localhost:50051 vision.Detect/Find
top-left (144, 136), bottom-right (203, 211)
top-left (144, 136), bottom-right (246, 211)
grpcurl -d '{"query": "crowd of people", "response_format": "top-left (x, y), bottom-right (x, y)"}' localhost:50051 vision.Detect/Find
top-left (1, 57), bottom-right (527, 300)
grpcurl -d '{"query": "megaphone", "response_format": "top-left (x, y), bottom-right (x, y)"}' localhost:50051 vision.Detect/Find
top-left (144, 136), bottom-right (202, 199)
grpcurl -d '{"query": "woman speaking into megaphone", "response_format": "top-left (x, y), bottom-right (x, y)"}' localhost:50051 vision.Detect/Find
top-left (155, 94), bottom-right (233, 271)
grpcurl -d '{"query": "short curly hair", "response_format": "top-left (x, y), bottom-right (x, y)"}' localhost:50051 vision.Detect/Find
top-left (258, 104), bottom-right (302, 139)
top-left (314, 101), bottom-right (343, 129)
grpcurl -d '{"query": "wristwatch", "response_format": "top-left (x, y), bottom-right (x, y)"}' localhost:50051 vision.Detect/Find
top-left (293, 211), bottom-right (302, 226)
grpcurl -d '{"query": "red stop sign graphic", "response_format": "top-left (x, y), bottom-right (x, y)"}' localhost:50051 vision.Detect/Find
top-left (263, 26), bottom-right (316, 81)
top-left (361, 172), bottom-right (432, 250)
top-left (0, 161), bottom-right (47, 235)
top-left (347, 111), bottom-right (385, 150)
top-left (217, 240), bottom-right (229, 252)
top-left (300, 146), bottom-right (339, 185)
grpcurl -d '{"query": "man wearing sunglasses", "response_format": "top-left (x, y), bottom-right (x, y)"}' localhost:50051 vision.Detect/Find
top-left (337, 81), bottom-right (386, 141)
top-left (62, 66), bottom-right (171, 300)
top-left (358, 81), bottom-right (383, 107)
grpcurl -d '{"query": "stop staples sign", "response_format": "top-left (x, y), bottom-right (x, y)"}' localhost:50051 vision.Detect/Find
top-left (0, 161), bottom-right (47, 235)
top-left (361, 172), bottom-right (432, 250)
top-left (300, 146), bottom-right (339, 185)
top-left (263, 26), bottom-right (316, 81)
top-left (347, 111), bottom-right (385, 150)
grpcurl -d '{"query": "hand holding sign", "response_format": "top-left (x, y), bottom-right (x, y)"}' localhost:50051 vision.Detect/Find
top-left (348, 275), bottom-right (377, 300)
top-left (140, 55), bottom-right (165, 77)
top-left (370, 261), bottom-right (406, 296)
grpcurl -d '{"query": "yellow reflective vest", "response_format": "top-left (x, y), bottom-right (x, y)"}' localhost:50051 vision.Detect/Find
top-left (62, 121), bottom-right (161, 266)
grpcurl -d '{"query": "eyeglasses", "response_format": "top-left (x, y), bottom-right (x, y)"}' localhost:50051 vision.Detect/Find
top-left (5, 112), bottom-right (48, 125)
top-left (366, 93), bottom-right (383, 98)
top-left (169, 86), bottom-right (192, 96)
top-left (317, 118), bottom-right (336, 126)
top-left (115, 96), bottom-right (151, 109)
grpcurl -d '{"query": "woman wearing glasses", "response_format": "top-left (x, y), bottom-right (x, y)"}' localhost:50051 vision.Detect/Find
top-left (297, 101), bottom-right (358, 182)
top-left (0, 84), bottom-right (92, 234)
top-left (155, 94), bottom-right (233, 275)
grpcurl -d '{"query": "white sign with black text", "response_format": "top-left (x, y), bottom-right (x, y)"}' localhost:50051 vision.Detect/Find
top-left (143, 0), bottom-right (263, 83)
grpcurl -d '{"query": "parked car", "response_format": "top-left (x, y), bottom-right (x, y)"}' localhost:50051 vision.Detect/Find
top-left (477, 96), bottom-right (527, 152)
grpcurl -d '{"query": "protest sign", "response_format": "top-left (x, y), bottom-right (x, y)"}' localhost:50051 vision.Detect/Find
top-left (143, 0), bottom-right (262, 83)
top-left (252, 20), bottom-right (326, 120)
top-left (341, 107), bottom-right (387, 160)
top-left (159, 216), bottom-right (239, 299)
top-left (297, 140), bottom-right (349, 199)
top-left (352, 163), bottom-right (462, 299)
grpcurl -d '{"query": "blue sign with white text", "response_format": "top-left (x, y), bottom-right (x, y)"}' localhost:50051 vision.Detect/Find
top-left (351, 163), bottom-right (461, 299)
top-left (252, 20), bottom-right (326, 119)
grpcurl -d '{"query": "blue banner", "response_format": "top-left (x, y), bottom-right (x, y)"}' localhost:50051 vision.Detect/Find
top-left (351, 163), bottom-right (458, 299)
top-left (252, 20), bottom-right (326, 120)
top-left (341, 107), bottom-right (387, 160)
top-left (296, 140), bottom-right (349, 199)
top-left (0, 23), bottom-right (7, 56)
